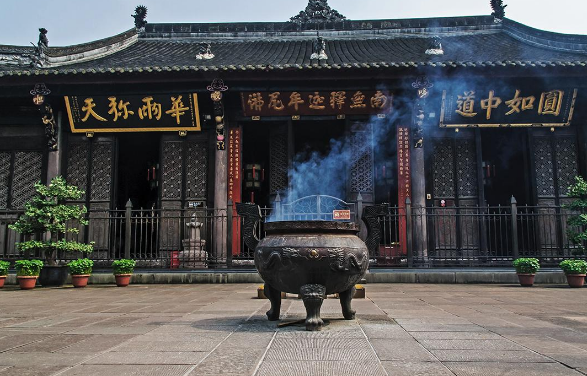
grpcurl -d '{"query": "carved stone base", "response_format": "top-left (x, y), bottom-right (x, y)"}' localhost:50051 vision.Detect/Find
top-left (181, 239), bottom-right (208, 268)
top-left (300, 284), bottom-right (326, 331)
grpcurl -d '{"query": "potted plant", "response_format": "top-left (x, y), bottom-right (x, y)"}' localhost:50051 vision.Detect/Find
top-left (15, 259), bottom-right (44, 290)
top-left (67, 258), bottom-right (94, 288)
top-left (565, 176), bottom-right (587, 256)
top-left (0, 261), bottom-right (9, 288)
top-left (8, 176), bottom-right (94, 286)
top-left (112, 259), bottom-right (135, 287)
top-left (559, 259), bottom-right (587, 288)
top-left (512, 258), bottom-right (540, 286)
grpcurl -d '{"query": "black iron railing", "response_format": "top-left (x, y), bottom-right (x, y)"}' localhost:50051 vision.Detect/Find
top-left (0, 199), bottom-right (584, 268)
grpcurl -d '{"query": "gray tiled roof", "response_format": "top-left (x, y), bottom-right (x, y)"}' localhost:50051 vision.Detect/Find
top-left (1, 16), bottom-right (586, 77)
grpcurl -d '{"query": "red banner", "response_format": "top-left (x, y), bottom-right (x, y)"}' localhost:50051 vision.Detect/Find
top-left (228, 127), bottom-right (242, 256)
top-left (397, 126), bottom-right (412, 256)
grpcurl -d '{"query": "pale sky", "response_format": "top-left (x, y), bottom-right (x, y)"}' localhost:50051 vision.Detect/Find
top-left (0, 0), bottom-right (585, 47)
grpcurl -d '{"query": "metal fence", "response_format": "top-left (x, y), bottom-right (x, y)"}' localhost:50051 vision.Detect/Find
top-left (369, 200), bottom-right (585, 267)
top-left (1, 200), bottom-right (584, 268)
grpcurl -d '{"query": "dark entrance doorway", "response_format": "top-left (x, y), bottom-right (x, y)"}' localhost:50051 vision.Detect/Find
top-left (116, 134), bottom-right (160, 209)
top-left (242, 122), bottom-right (272, 207)
top-left (480, 129), bottom-right (530, 205)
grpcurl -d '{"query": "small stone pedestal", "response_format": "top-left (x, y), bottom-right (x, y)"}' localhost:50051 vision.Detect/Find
top-left (180, 215), bottom-right (208, 268)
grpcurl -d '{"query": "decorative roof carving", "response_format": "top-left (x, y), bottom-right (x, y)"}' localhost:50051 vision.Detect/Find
top-left (38, 28), bottom-right (48, 49)
top-left (289, 0), bottom-right (347, 25)
top-left (132, 5), bottom-right (148, 30)
top-left (490, 0), bottom-right (506, 22)
top-left (207, 78), bottom-right (228, 92)
top-left (310, 37), bottom-right (328, 60)
top-left (425, 36), bottom-right (444, 55)
top-left (196, 43), bottom-right (214, 60)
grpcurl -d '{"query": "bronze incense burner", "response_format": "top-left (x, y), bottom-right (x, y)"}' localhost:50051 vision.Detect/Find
top-left (237, 203), bottom-right (370, 331)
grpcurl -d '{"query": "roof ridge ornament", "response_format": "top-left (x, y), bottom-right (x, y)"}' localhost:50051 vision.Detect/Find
top-left (425, 36), bottom-right (444, 55)
top-left (310, 37), bottom-right (328, 60)
top-left (196, 43), bottom-right (215, 60)
top-left (490, 0), bottom-right (507, 23)
top-left (132, 5), bottom-right (148, 31)
top-left (38, 28), bottom-right (48, 49)
top-left (289, 0), bottom-right (347, 26)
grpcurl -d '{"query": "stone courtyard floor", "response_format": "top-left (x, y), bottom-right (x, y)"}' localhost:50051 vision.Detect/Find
top-left (0, 283), bottom-right (586, 375)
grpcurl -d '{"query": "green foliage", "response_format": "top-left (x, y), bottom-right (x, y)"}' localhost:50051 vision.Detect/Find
top-left (0, 260), bottom-right (10, 276)
top-left (559, 259), bottom-right (587, 275)
top-left (112, 259), bottom-right (136, 275)
top-left (15, 259), bottom-right (44, 277)
top-left (565, 176), bottom-right (587, 255)
top-left (8, 176), bottom-right (93, 265)
top-left (68, 258), bottom-right (94, 275)
top-left (512, 258), bottom-right (540, 274)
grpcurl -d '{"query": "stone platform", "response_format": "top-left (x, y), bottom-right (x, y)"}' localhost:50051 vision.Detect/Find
top-left (1, 267), bottom-right (570, 285)
top-left (0, 283), bottom-right (586, 375)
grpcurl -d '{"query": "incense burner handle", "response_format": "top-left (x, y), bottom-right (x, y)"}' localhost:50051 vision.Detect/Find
top-left (235, 202), bottom-right (263, 250)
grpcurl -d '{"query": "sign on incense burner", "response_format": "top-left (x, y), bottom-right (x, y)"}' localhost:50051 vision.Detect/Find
top-left (333, 210), bottom-right (351, 220)
top-left (240, 90), bottom-right (392, 117)
top-left (440, 88), bottom-right (577, 128)
top-left (64, 93), bottom-right (201, 133)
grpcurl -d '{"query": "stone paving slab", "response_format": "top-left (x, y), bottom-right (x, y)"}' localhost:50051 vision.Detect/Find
top-left (381, 361), bottom-right (454, 376)
top-left (256, 360), bottom-right (387, 376)
top-left (1, 283), bottom-right (587, 375)
top-left (444, 362), bottom-right (585, 376)
top-left (58, 364), bottom-right (192, 376)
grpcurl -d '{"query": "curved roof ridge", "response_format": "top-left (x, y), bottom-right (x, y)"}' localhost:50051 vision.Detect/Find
top-left (503, 18), bottom-right (587, 54)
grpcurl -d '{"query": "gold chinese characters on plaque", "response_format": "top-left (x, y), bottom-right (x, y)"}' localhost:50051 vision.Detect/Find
top-left (240, 90), bottom-right (392, 117)
top-left (440, 88), bottom-right (577, 128)
top-left (65, 93), bottom-right (201, 133)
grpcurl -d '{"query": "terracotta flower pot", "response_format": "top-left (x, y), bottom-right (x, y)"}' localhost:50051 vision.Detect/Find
top-left (114, 274), bottom-right (132, 287)
top-left (17, 276), bottom-right (38, 290)
top-left (517, 273), bottom-right (536, 287)
top-left (565, 274), bottom-right (586, 288)
top-left (71, 275), bottom-right (90, 288)
top-left (0, 276), bottom-right (6, 288)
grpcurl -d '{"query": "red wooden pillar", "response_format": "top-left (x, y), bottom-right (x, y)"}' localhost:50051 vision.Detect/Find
top-left (227, 126), bottom-right (242, 256)
top-left (397, 126), bottom-right (412, 257)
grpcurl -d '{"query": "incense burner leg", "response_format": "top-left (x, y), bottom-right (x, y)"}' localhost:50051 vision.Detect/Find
top-left (339, 286), bottom-right (356, 320)
top-left (300, 284), bottom-right (326, 331)
top-left (264, 283), bottom-right (282, 321)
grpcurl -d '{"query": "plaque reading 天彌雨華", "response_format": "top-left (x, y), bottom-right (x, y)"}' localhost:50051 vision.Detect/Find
top-left (64, 93), bottom-right (201, 132)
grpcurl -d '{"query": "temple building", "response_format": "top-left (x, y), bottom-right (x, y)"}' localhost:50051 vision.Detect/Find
top-left (0, 1), bottom-right (586, 267)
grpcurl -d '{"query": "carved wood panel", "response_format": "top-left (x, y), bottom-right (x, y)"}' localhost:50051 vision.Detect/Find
top-left (270, 125), bottom-right (288, 195)
top-left (350, 123), bottom-right (373, 194)
top-left (0, 152), bottom-right (10, 209)
top-left (432, 139), bottom-right (455, 198)
top-left (162, 141), bottom-right (183, 200)
top-left (66, 142), bottom-right (89, 201)
top-left (10, 151), bottom-right (42, 209)
top-left (90, 142), bottom-right (113, 202)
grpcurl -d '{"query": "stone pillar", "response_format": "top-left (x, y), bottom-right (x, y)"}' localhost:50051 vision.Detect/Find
top-left (214, 142), bottom-right (228, 262)
top-left (410, 76), bottom-right (432, 260)
top-left (208, 79), bottom-right (229, 264)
